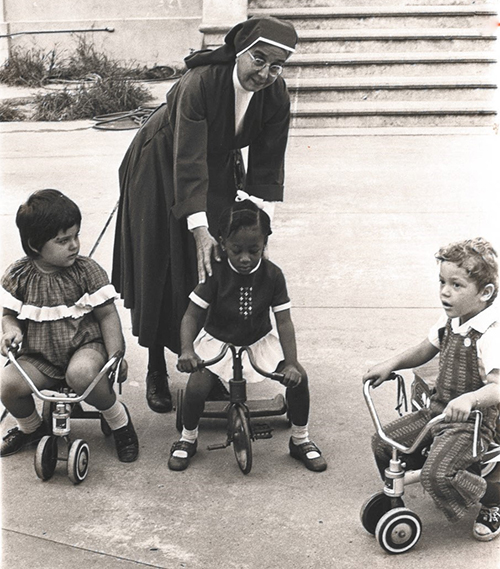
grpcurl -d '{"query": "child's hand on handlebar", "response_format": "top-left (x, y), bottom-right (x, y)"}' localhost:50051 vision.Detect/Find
top-left (443, 394), bottom-right (473, 423)
top-left (177, 350), bottom-right (202, 374)
top-left (279, 364), bottom-right (302, 388)
top-left (1, 331), bottom-right (23, 357)
top-left (362, 364), bottom-right (394, 388)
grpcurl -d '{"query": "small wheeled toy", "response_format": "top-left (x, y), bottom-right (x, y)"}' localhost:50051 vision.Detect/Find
top-left (175, 343), bottom-right (289, 474)
top-left (5, 348), bottom-right (125, 484)
top-left (361, 374), bottom-right (500, 554)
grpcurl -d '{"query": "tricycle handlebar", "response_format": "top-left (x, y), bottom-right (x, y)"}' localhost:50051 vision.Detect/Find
top-left (198, 343), bottom-right (284, 382)
top-left (363, 378), bottom-right (482, 458)
top-left (7, 348), bottom-right (124, 404)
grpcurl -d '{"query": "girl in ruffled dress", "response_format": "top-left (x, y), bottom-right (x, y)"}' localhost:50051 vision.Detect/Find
top-left (0, 189), bottom-right (138, 462)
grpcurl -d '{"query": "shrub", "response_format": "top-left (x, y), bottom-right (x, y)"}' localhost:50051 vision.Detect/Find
top-left (32, 76), bottom-right (153, 121)
top-left (0, 101), bottom-right (27, 121)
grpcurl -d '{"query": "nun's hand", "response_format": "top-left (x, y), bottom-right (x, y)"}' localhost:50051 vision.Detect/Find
top-left (192, 226), bottom-right (221, 283)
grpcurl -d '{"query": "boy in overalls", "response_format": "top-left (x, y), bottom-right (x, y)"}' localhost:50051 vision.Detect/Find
top-left (363, 237), bottom-right (500, 541)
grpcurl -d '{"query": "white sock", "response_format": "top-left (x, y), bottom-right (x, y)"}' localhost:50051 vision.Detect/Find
top-left (173, 426), bottom-right (198, 458)
top-left (17, 410), bottom-right (43, 434)
top-left (101, 401), bottom-right (128, 431)
top-left (291, 423), bottom-right (320, 459)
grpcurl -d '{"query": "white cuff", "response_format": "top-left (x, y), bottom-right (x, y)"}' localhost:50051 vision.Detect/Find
top-left (187, 212), bottom-right (208, 232)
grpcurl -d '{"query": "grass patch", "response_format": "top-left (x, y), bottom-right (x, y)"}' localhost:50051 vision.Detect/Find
top-left (32, 77), bottom-right (153, 120)
top-left (0, 101), bottom-right (27, 121)
top-left (0, 36), bottom-right (178, 120)
top-left (0, 46), bottom-right (59, 87)
top-left (0, 36), bottom-right (175, 87)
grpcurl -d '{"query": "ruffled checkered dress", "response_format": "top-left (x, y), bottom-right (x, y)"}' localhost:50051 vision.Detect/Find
top-left (1, 256), bottom-right (117, 380)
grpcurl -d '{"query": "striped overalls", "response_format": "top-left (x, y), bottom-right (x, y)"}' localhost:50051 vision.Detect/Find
top-left (372, 319), bottom-right (499, 522)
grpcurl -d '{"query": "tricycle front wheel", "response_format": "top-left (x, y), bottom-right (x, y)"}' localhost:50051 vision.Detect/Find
top-left (375, 508), bottom-right (422, 554)
top-left (229, 405), bottom-right (252, 475)
top-left (34, 435), bottom-right (58, 481)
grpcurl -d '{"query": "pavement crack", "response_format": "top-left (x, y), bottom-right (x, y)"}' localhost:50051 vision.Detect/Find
top-left (2, 528), bottom-right (166, 568)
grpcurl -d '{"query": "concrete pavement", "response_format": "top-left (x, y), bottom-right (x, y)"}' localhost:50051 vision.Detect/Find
top-left (1, 115), bottom-right (499, 568)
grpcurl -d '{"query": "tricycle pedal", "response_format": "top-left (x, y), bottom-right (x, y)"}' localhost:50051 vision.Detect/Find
top-left (207, 442), bottom-right (230, 451)
top-left (253, 423), bottom-right (273, 439)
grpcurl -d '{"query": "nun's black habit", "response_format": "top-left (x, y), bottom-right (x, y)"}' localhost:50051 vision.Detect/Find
top-left (112, 17), bottom-right (297, 353)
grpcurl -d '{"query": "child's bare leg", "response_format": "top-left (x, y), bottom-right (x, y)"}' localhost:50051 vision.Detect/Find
top-left (284, 365), bottom-right (327, 472)
top-left (168, 369), bottom-right (218, 471)
top-left (66, 347), bottom-right (138, 462)
top-left (65, 347), bottom-right (115, 410)
top-left (1, 360), bottom-right (56, 418)
top-left (285, 369), bottom-right (309, 427)
top-left (182, 369), bottom-right (218, 430)
top-left (0, 360), bottom-right (55, 456)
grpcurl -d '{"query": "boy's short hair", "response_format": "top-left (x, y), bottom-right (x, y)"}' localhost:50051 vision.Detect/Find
top-left (435, 237), bottom-right (498, 303)
top-left (16, 189), bottom-right (81, 258)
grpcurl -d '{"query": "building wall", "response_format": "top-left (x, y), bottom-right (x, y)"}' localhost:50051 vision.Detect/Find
top-left (1, 0), bottom-right (205, 67)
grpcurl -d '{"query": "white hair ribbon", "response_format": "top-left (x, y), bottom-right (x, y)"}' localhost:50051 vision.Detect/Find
top-left (235, 190), bottom-right (275, 222)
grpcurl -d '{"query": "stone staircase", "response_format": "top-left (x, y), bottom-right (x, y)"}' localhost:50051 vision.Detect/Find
top-left (204, 0), bottom-right (499, 129)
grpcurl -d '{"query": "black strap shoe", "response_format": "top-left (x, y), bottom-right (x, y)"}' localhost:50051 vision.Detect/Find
top-left (112, 404), bottom-right (139, 462)
top-left (146, 371), bottom-right (172, 413)
top-left (289, 437), bottom-right (327, 472)
top-left (168, 439), bottom-right (197, 471)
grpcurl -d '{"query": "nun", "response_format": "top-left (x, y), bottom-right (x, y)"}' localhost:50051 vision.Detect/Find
top-left (112, 16), bottom-right (298, 413)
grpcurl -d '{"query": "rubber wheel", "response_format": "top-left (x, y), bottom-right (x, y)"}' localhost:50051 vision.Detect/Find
top-left (176, 389), bottom-right (184, 433)
top-left (360, 491), bottom-right (403, 535)
top-left (375, 508), bottom-right (422, 554)
top-left (481, 459), bottom-right (499, 478)
top-left (34, 435), bottom-right (58, 481)
top-left (481, 442), bottom-right (500, 478)
top-left (67, 439), bottom-right (90, 484)
top-left (229, 405), bottom-right (252, 475)
top-left (100, 414), bottom-right (112, 436)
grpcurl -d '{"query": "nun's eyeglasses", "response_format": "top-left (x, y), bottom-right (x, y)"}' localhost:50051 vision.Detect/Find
top-left (247, 51), bottom-right (284, 77)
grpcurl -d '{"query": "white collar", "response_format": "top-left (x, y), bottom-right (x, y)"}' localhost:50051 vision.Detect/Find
top-left (228, 258), bottom-right (262, 275)
top-left (450, 303), bottom-right (499, 334)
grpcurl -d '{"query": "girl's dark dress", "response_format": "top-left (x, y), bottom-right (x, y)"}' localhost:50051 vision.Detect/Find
top-left (112, 63), bottom-right (291, 353)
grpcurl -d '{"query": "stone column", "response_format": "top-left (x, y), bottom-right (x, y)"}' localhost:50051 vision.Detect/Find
top-left (0, 0), bottom-right (9, 64)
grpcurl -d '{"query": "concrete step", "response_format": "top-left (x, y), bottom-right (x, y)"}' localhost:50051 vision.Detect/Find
top-left (249, 6), bottom-right (498, 29)
top-left (290, 101), bottom-right (497, 127)
top-left (297, 28), bottom-right (496, 53)
top-left (251, 0), bottom-right (498, 7)
top-left (286, 76), bottom-right (498, 102)
top-left (283, 52), bottom-right (497, 78)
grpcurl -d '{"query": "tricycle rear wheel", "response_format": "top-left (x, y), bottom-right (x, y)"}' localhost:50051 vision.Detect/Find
top-left (361, 491), bottom-right (404, 535)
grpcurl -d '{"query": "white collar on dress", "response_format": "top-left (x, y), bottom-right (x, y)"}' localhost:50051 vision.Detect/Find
top-left (450, 303), bottom-right (499, 335)
top-left (228, 258), bottom-right (262, 275)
